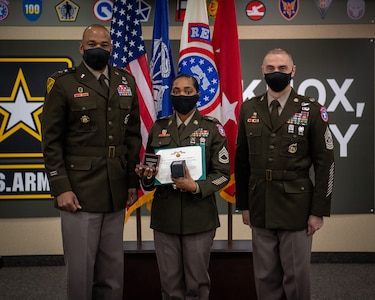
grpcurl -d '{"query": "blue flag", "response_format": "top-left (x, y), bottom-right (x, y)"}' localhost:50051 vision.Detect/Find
top-left (150, 0), bottom-right (175, 118)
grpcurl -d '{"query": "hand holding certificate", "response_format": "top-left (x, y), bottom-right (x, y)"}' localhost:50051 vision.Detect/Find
top-left (154, 145), bottom-right (206, 185)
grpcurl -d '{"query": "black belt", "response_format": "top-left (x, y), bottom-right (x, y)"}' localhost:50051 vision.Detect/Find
top-left (65, 145), bottom-right (127, 158)
top-left (251, 168), bottom-right (309, 181)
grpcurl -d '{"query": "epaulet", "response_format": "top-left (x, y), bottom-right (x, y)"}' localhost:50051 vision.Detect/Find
top-left (255, 93), bottom-right (267, 102)
top-left (51, 67), bottom-right (76, 79)
top-left (114, 66), bottom-right (132, 76)
top-left (154, 115), bottom-right (172, 123)
top-left (203, 115), bottom-right (219, 123)
top-left (297, 95), bottom-right (317, 106)
top-left (46, 68), bottom-right (76, 94)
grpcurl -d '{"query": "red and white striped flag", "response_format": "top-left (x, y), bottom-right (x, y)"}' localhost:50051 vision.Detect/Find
top-left (110, 0), bottom-right (156, 221)
top-left (212, 0), bottom-right (243, 203)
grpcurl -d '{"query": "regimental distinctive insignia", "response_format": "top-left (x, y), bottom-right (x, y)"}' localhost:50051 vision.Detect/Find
top-left (279, 0), bottom-right (299, 21)
top-left (288, 143), bottom-right (297, 154)
top-left (347, 0), bottom-right (365, 20)
top-left (315, 0), bottom-right (332, 19)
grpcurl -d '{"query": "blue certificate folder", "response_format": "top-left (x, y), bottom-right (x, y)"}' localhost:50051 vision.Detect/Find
top-left (154, 145), bottom-right (206, 185)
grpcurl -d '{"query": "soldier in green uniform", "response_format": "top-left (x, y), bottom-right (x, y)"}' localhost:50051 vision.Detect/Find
top-left (136, 74), bottom-right (230, 300)
top-left (235, 48), bottom-right (335, 300)
top-left (41, 24), bottom-right (141, 300)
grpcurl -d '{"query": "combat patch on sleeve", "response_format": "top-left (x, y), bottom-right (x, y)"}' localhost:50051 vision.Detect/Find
top-left (46, 77), bottom-right (55, 94)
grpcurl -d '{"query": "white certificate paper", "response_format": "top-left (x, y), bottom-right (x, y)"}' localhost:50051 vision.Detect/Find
top-left (154, 145), bottom-right (206, 185)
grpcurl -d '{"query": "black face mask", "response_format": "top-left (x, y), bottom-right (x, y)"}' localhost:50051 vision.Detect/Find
top-left (83, 48), bottom-right (110, 70)
top-left (264, 72), bottom-right (292, 92)
top-left (171, 94), bottom-right (199, 115)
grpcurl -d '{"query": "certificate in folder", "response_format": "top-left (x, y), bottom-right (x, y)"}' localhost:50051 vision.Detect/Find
top-left (154, 145), bottom-right (206, 185)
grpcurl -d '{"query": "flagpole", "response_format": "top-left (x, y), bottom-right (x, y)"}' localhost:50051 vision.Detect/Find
top-left (228, 203), bottom-right (233, 246)
top-left (136, 207), bottom-right (142, 247)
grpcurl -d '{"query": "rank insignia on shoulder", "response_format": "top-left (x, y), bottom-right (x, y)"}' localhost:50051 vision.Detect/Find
top-left (46, 77), bottom-right (55, 94)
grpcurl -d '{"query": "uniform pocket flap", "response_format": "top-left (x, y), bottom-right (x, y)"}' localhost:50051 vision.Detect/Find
top-left (119, 98), bottom-right (132, 109)
top-left (151, 137), bottom-right (171, 148)
top-left (65, 158), bottom-right (92, 170)
top-left (283, 179), bottom-right (313, 193)
top-left (71, 99), bottom-right (97, 112)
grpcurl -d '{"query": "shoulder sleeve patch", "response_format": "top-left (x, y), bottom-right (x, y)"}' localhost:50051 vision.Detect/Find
top-left (46, 77), bottom-right (55, 94)
top-left (320, 106), bottom-right (329, 122)
top-left (216, 123), bottom-right (226, 137)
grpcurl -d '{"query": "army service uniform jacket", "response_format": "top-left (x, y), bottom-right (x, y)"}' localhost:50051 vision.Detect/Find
top-left (42, 62), bottom-right (141, 212)
top-left (235, 89), bottom-right (335, 230)
top-left (143, 110), bottom-right (230, 235)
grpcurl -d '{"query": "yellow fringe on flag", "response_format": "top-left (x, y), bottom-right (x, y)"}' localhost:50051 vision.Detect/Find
top-left (125, 189), bottom-right (155, 223)
top-left (219, 173), bottom-right (236, 204)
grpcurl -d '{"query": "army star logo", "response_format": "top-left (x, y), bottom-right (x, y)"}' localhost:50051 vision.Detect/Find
top-left (0, 69), bottom-right (44, 142)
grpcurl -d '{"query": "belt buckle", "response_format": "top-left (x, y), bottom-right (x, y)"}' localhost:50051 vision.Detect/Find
top-left (266, 169), bottom-right (272, 181)
top-left (108, 146), bottom-right (115, 158)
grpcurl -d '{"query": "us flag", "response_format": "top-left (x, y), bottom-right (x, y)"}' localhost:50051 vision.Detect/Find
top-left (110, 0), bottom-right (156, 222)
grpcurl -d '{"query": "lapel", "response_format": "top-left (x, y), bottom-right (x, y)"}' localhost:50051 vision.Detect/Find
top-left (274, 89), bottom-right (301, 131)
top-left (166, 114), bottom-right (179, 145)
top-left (180, 110), bottom-right (202, 141)
top-left (75, 63), bottom-right (124, 99)
top-left (254, 93), bottom-right (272, 130)
top-left (168, 110), bottom-right (202, 145)
top-left (108, 66), bottom-right (126, 99)
top-left (75, 63), bottom-right (107, 98)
